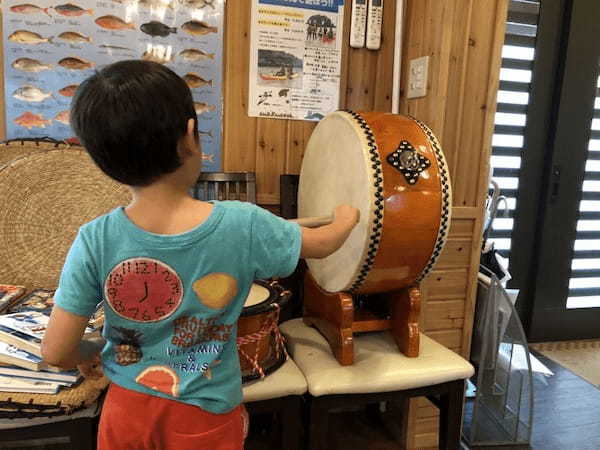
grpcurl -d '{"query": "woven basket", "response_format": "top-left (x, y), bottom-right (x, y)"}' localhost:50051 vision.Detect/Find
top-left (0, 143), bottom-right (132, 290)
top-left (0, 138), bottom-right (67, 169)
top-left (0, 376), bottom-right (109, 418)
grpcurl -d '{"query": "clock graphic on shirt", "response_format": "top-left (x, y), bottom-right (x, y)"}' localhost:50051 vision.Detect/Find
top-left (104, 258), bottom-right (183, 323)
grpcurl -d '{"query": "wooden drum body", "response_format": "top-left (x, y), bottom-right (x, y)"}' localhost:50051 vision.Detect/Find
top-left (299, 111), bottom-right (452, 295)
top-left (237, 280), bottom-right (290, 382)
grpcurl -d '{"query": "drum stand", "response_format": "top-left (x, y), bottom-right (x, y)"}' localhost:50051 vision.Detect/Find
top-left (302, 270), bottom-right (421, 365)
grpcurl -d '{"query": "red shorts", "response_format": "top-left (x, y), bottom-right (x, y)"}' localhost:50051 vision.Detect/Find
top-left (98, 383), bottom-right (246, 450)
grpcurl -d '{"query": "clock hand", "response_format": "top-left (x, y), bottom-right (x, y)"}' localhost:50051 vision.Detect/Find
top-left (139, 282), bottom-right (148, 303)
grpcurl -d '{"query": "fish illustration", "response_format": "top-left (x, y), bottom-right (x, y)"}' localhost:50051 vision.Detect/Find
top-left (142, 50), bottom-right (173, 64)
top-left (179, 48), bottom-right (214, 62)
top-left (11, 58), bottom-right (52, 72)
top-left (53, 3), bottom-right (93, 16)
top-left (54, 110), bottom-right (70, 125)
top-left (198, 129), bottom-right (212, 138)
top-left (10, 4), bottom-right (51, 16)
top-left (110, 0), bottom-right (176, 8)
top-left (181, 0), bottom-right (215, 8)
top-left (305, 112), bottom-right (325, 121)
top-left (13, 85), bottom-right (52, 102)
top-left (58, 31), bottom-right (91, 43)
top-left (139, 0), bottom-right (176, 9)
top-left (59, 84), bottom-right (79, 97)
top-left (95, 15), bottom-right (135, 30)
top-left (14, 112), bottom-right (51, 129)
top-left (202, 153), bottom-right (215, 163)
top-left (8, 30), bottom-right (52, 45)
top-left (59, 57), bottom-right (94, 70)
top-left (65, 136), bottom-right (80, 145)
top-left (181, 20), bottom-right (218, 36)
top-left (99, 44), bottom-right (133, 51)
top-left (184, 73), bottom-right (212, 88)
top-left (194, 102), bottom-right (216, 115)
top-left (140, 21), bottom-right (177, 38)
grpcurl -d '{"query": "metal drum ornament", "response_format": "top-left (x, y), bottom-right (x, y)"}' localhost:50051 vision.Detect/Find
top-left (298, 111), bottom-right (452, 294)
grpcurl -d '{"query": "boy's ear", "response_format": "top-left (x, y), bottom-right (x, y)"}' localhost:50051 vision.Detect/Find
top-left (178, 118), bottom-right (199, 158)
top-left (186, 117), bottom-right (196, 142)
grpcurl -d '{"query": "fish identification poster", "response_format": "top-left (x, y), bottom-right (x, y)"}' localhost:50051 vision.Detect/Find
top-left (2, 0), bottom-right (225, 172)
top-left (248, 0), bottom-right (344, 122)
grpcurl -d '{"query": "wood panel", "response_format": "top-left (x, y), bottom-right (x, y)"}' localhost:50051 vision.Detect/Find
top-left (223, 1), bottom-right (257, 172)
top-left (449, 218), bottom-right (476, 237)
top-left (401, 0), bottom-right (508, 447)
top-left (255, 120), bottom-right (287, 205)
top-left (436, 239), bottom-right (472, 268)
top-left (285, 121), bottom-right (315, 175)
top-left (423, 269), bottom-right (469, 299)
top-left (424, 299), bottom-right (466, 330)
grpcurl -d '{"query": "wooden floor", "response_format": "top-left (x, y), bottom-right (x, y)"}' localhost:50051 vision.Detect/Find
top-left (463, 350), bottom-right (600, 450)
top-left (524, 351), bottom-right (600, 450)
top-left (1, 351), bottom-right (599, 449)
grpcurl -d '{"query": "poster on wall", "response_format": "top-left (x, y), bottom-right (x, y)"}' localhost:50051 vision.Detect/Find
top-left (2, 0), bottom-right (224, 172)
top-left (248, 0), bottom-right (345, 121)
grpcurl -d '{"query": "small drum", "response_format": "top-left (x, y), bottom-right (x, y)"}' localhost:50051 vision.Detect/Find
top-left (237, 280), bottom-right (291, 382)
top-left (299, 111), bottom-right (452, 294)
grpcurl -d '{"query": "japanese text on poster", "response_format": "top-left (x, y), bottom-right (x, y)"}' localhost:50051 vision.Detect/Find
top-left (248, 0), bottom-right (344, 121)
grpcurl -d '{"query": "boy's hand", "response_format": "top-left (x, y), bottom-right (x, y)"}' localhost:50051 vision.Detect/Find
top-left (333, 205), bottom-right (360, 226)
top-left (77, 353), bottom-right (103, 379)
top-left (300, 205), bottom-right (360, 259)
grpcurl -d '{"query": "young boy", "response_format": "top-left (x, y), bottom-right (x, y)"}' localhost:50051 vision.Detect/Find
top-left (41, 60), bottom-right (359, 450)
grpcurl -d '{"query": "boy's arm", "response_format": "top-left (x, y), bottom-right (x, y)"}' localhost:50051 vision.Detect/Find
top-left (41, 305), bottom-right (105, 369)
top-left (300, 205), bottom-right (360, 259)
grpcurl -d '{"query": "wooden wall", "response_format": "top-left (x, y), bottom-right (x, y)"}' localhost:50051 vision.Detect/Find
top-left (400, 0), bottom-right (508, 447)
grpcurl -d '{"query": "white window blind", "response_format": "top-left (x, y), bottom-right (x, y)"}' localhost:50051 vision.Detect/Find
top-left (488, 0), bottom-right (540, 260)
top-left (567, 74), bottom-right (600, 309)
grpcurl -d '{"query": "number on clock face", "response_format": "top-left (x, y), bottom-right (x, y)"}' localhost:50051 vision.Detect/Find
top-left (104, 258), bottom-right (183, 322)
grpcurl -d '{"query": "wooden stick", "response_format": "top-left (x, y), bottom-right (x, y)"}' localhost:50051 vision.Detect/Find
top-left (289, 215), bottom-right (334, 228)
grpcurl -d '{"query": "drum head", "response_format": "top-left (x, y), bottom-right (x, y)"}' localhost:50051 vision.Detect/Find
top-left (244, 282), bottom-right (271, 308)
top-left (299, 112), bottom-right (375, 293)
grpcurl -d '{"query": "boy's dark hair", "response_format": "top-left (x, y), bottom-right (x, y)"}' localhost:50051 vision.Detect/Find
top-left (71, 60), bottom-right (197, 186)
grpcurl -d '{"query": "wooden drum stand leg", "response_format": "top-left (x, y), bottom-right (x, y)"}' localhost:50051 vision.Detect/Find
top-left (390, 285), bottom-right (421, 357)
top-left (302, 270), bottom-right (355, 365)
top-left (303, 270), bottom-right (421, 363)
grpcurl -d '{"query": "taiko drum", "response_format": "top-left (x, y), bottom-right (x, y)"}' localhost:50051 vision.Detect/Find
top-left (237, 280), bottom-right (290, 382)
top-left (298, 111), bottom-right (452, 294)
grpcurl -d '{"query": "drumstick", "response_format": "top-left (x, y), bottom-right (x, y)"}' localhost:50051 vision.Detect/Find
top-left (289, 215), bottom-right (334, 228)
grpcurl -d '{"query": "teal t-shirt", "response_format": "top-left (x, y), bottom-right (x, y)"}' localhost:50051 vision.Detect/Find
top-left (54, 201), bottom-right (301, 413)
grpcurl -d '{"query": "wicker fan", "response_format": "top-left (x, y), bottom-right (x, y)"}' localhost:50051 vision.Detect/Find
top-left (0, 138), bottom-right (67, 169)
top-left (0, 144), bottom-right (132, 290)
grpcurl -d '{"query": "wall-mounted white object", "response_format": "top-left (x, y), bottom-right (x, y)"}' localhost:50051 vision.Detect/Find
top-left (406, 55), bottom-right (429, 99)
top-left (366, 0), bottom-right (383, 50)
top-left (391, 0), bottom-right (404, 113)
top-left (350, 0), bottom-right (368, 48)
